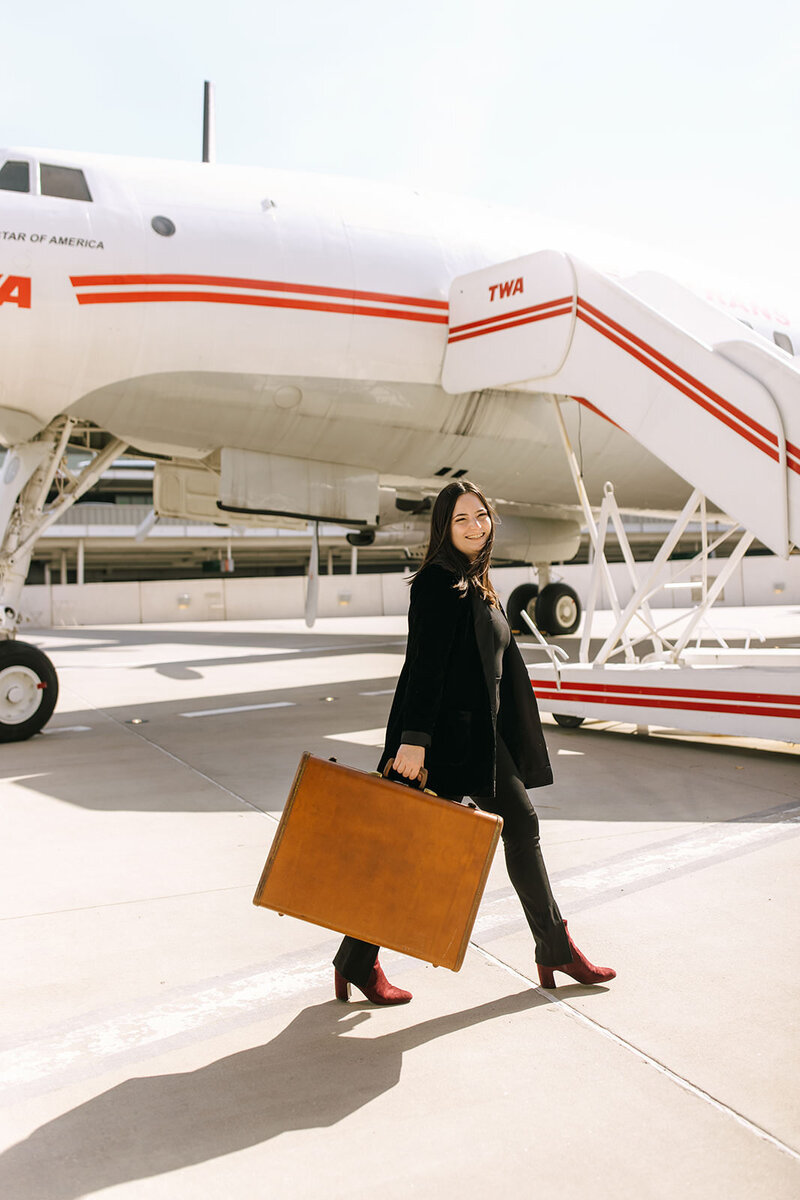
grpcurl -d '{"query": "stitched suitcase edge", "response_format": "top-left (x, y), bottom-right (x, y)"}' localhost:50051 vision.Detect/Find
top-left (448, 816), bottom-right (504, 971)
top-left (252, 751), bottom-right (310, 907)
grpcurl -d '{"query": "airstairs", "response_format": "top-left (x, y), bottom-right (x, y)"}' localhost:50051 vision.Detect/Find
top-left (443, 251), bottom-right (800, 743)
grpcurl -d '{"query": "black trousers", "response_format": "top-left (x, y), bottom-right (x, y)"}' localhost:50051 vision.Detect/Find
top-left (333, 734), bottom-right (571, 987)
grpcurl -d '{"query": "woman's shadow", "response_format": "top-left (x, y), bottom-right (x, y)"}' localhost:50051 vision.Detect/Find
top-left (1, 988), bottom-right (545, 1199)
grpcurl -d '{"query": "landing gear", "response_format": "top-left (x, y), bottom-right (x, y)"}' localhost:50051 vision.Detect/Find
top-left (535, 583), bottom-right (581, 636)
top-left (553, 712), bottom-right (584, 729)
top-left (0, 640), bottom-right (58, 741)
top-left (0, 418), bottom-right (127, 740)
top-left (508, 581), bottom-right (582, 636)
top-left (507, 583), bottom-right (539, 633)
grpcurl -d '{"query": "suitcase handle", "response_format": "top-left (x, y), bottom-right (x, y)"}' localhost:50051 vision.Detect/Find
top-left (382, 758), bottom-right (431, 793)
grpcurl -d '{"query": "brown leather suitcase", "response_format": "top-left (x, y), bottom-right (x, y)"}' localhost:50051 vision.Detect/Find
top-left (253, 752), bottom-right (503, 971)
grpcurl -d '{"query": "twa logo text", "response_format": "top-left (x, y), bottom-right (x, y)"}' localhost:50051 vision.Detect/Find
top-left (488, 277), bottom-right (523, 302)
top-left (0, 276), bottom-right (31, 308)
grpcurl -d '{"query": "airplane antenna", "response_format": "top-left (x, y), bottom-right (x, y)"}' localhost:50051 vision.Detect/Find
top-left (202, 80), bottom-right (216, 164)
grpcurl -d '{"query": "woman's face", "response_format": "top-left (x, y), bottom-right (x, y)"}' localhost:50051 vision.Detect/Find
top-left (449, 492), bottom-right (492, 561)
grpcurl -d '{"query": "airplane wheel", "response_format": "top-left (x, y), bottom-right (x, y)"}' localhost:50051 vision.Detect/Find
top-left (0, 641), bottom-right (59, 742)
top-left (507, 583), bottom-right (539, 633)
top-left (535, 583), bottom-right (581, 636)
top-left (553, 713), bottom-right (585, 729)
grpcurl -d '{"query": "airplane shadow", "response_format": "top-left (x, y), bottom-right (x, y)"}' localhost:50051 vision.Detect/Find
top-left (0, 990), bottom-right (544, 1200)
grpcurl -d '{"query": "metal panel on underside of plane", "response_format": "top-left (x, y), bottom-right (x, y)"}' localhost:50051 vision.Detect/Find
top-left (220, 449), bottom-right (379, 525)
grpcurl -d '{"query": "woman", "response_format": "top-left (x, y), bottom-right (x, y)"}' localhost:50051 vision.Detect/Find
top-left (333, 480), bottom-right (615, 1004)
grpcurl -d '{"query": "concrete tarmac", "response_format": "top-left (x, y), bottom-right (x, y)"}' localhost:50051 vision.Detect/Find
top-left (1, 613), bottom-right (799, 1199)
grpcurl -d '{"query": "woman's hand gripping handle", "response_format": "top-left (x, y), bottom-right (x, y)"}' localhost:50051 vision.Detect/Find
top-left (387, 744), bottom-right (426, 785)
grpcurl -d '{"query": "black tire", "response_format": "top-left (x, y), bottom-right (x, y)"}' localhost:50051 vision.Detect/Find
top-left (535, 583), bottom-right (581, 636)
top-left (507, 583), bottom-right (539, 633)
top-left (0, 641), bottom-right (59, 741)
top-left (553, 713), bottom-right (585, 729)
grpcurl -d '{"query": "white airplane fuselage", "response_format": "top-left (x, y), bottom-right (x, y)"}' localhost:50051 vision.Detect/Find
top-left (2, 146), bottom-right (796, 513)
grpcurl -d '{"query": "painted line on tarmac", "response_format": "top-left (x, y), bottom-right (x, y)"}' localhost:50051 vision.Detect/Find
top-left (62, 698), bottom-right (283, 820)
top-left (325, 728), bottom-right (386, 747)
top-left (0, 951), bottom-right (336, 1100)
top-left (13, 701), bottom-right (797, 1106)
top-left (180, 702), bottom-right (296, 718)
top-left (473, 943), bottom-right (800, 1164)
top-left (5, 801), bottom-right (799, 1102)
top-left (40, 725), bottom-right (92, 735)
top-left (553, 797), bottom-right (800, 908)
top-left (472, 800), bottom-right (800, 939)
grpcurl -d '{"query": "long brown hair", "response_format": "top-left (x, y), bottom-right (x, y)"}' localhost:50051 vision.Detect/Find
top-left (412, 480), bottom-right (501, 607)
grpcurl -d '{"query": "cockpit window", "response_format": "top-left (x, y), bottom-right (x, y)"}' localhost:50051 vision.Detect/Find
top-left (40, 164), bottom-right (92, 202)
top-left (0, 160), bottom-right (30, 193)
top-left (773, 331), bottom-right (794, 355)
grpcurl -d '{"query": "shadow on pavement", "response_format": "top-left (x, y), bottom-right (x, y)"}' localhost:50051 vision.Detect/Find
top-left (10, 697), bottom-right (796, 822)
top-left (0, 989), bottom-right (544, 1200)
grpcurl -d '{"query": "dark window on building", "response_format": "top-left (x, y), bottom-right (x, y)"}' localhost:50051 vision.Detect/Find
top-left (0, 160), bottom-right (30, 192)
top-left (773, 330), bottom-right (794, 355)
top-left (40, 164), bottom-right (92, 202)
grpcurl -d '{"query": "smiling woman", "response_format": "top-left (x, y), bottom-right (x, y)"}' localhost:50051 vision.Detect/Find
top-left (449, 491), bottom-right (492, 560)
top-left (332, 477), bottom-right (616, 1004)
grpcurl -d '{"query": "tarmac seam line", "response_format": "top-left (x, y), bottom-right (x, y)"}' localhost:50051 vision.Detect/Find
top-left (0, 884), bottom-right (255, 923)
top-left (472, 943), bottom-right (800, 1164)
top-left (122, 730), bottom-right (277, 818)
top-left (62, 680), bottom-right (279, 821)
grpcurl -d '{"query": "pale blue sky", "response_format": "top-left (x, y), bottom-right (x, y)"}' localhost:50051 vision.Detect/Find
top-left (4, 0), bottom-right (799, 302)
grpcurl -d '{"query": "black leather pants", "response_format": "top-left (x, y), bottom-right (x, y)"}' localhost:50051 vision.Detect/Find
top-left (333, 735), bottom-right (571, 986)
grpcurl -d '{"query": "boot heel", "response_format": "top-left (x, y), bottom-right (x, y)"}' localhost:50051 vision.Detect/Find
top-left (540, 920), bottom-right (616, 987)
top-left (334, 969), bottom-right (351, 1001)
top-left (537, 964), bottom-right (556, 989)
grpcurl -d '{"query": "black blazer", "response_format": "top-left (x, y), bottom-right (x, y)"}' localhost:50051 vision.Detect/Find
top-left (378, 563), bottom-right (553, 797)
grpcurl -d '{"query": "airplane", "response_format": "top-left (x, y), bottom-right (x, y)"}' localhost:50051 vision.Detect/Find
top-left (0, 143), bottom-right (798, 741)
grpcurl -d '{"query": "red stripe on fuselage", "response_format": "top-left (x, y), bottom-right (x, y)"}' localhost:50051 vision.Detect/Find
top-left (70, 273), bottom-right (449, 312)
top-left (74, 289), bottom-right (449, 324)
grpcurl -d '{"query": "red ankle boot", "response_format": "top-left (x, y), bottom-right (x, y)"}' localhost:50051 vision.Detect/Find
top-left (537, 921), bottom-right (616, 989)
top-left (335, 959), bottom-right (412, 1005)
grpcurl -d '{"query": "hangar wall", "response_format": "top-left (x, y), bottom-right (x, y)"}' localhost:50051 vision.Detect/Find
top-left (21, 555), bottom-right (799, 629)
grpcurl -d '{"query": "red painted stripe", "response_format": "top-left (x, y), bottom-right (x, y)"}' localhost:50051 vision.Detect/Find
top-left (70, 273), bottom-right (448, 312)
top-left (447, 304), bottom-right (572, 344)
top-left (578, 298), bottom-right (783, 454)
top-left (447, 291), bottom-right (799, 474)
top-left (530, 677), bottom-right (800, 704)
top-left (577, 298), bottom-right (800, 471)
top-left (577, 306), bottom-right (779, 459)
top-left (533, 688), bottom-right (799, 721)
top-left (75, 290), bottom-right (449, 324)
top-left (572, 395), bottom-right (623, 431)
top-left (576, 306), bottom-right (789, 470)
top-left (448, 296), bottom-right (572, 336)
